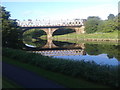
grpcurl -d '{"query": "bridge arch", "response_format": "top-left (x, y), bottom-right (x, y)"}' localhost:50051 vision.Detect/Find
top-left (53, 27), bottom-right (76, 36)
top-left (22, 27), bottom-right (59, 49)
top-left (22, 28), bottom-right (47, 39)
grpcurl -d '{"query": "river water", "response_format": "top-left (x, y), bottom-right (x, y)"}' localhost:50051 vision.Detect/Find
top-left (23, 39), bottom-right (119, 66)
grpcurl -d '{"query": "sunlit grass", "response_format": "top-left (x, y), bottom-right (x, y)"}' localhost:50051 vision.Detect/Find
top-left (54, 31), bottom-right (119, 40)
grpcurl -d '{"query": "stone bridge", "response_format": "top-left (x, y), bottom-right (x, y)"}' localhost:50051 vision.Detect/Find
top-left (17, 19), bottom-right (85, 39)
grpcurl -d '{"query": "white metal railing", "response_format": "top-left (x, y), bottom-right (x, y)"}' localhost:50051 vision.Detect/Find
top-left (17, 19), bottom-right (84, 27)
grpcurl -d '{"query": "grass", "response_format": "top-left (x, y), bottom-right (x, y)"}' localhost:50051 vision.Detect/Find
top-left (2, 77), bottom-right (22, 88)
top-left (2, 48), bottom-right (119, 88)
top-left (53, 38), bottom-right (119, 46)
top-left (3, 56), bottom-right (110, 88)
top-left (53, 31), bottom-right (119, 41)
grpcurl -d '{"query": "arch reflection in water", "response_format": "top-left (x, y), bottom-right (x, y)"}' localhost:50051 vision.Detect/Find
top-left (24, 39), bottom-right (119, 66)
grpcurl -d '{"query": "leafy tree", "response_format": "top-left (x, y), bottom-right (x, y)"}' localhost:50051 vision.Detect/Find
top-left (107, 14), bottom-right (115, 20)
top-left (1, 6), bottom-right (22, 48)
top-left (97, 19), bottom-right (117, 33)
top-left (97, 14), bottom-right (118, 33)
top-left (84, 16), bottom-right (101, 33)
top-left (117, 13), bottom-right (120, 30)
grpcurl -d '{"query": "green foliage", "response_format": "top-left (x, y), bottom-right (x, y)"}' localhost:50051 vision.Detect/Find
top-left (84, 14), bottom-right (118, 33)
top-left (2, 77), bottom-right (22, 88)
top-left (85, 44), bottom-right (119, 60)
top-left (107, 14), bottom-right (115, 20)
top-left (23, 39), bottom-right (47, 48)
top-left (85, 16), bottom-right (101, 33)
top-left (1, 6), bottom-right (22, 48)
top-left (3, 57), bottom-right (110, 88)
top-left (2, 48), bottom-right (119, 87)
top-left (97, 20), bottom-right (118, 33)
top-left (117, 13), bottom-right (120, 30)
top-left (23, 29), bottom-right (46, 39)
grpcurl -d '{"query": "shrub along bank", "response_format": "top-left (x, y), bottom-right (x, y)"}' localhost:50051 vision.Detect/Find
top-left (2, 48), bottom-right (119, 88)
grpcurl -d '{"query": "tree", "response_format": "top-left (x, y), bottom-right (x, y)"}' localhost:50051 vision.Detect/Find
top-left (1, 6), bottom-right (22, 48)
top-left (97, 14), bottom-right (118, 33)
top-left (97, 20), bottom-right (117, 33)
top-left (84, 16), bottom-right (101, 33)
top-left (117, 13), bottom-right (120, 30)
top-left (107, 14), bottom-right (115, 20)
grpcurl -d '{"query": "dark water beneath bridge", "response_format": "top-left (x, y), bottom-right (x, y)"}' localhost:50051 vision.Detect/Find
top-left (23, 39), bottom-right (119, 66)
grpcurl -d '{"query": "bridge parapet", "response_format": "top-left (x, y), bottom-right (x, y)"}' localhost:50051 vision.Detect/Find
top-left (17, 19), bottom-right (84, 27)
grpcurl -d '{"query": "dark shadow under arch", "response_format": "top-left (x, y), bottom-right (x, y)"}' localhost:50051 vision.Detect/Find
top-left (53, 27), bottom-right (75, 36)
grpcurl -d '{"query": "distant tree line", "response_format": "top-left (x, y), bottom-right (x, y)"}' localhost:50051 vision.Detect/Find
top-left (84, 14), bottom-right (119, 33)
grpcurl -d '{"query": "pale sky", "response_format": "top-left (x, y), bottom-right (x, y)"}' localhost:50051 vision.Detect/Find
top-left (1, 0), bottom-right (119, 20)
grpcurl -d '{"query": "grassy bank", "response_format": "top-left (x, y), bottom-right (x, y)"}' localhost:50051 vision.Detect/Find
top-left (53, 31), bottom-right (119, 41)
top-left (2, 77), bottom-right (22, 88)
top-left (3, 57), bottom-right (110, 88)
top-left (2, 48), bottom-right (119, 88)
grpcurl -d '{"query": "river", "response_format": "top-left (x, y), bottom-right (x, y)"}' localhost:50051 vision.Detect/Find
top-left (23, 38), bottom-right (119, 66)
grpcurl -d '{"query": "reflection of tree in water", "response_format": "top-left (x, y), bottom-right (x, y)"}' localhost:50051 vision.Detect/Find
top-left (23, 28), bottom-right (47, 48)
top-left (85, 44), bottom-right (102, 55)
top-left (85, 44), bottom-right (119, 60)
top-left (23, 38), bottom-right (47, 48)
top-left (107, 54), bottom-right (114, 59)
top-left (53, 41), bottom-right (76, 48)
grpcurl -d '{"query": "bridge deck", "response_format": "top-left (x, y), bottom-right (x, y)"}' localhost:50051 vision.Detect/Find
top-left (21, 25), bottom-right (83, 28)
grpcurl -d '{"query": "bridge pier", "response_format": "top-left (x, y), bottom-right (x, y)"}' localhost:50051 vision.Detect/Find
top-left (41, 28), bottom-right (58, 48)
top-left (47, 28), bottom-right (53, 39)
top-left (42, 28), bottom-right (58, 40)
top-left (74, 26), bottom-right (85, 34)
top-left (42, 38), bottom-right (58, 48)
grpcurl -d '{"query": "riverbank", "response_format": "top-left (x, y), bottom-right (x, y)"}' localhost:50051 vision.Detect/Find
top-left (2, 48), bottom-right (119, 88)
top-left (3, 57), bottom-right (110, 88)
top-left (53, 31), bottom-right (119, 42)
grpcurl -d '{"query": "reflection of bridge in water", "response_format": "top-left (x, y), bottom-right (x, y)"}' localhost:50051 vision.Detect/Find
top-left (25, 39), bottom-right (86, 56)
top-left (32, 49), bottom-right (86, 56)
top-left (41, 39), bottom-right (85, 49)
top-left (25, 38), bottom-right (86, 56)
top-left (28, 41), bottom-right (86, 56)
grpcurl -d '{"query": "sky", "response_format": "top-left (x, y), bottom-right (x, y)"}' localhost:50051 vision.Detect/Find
top-left (1, 0), bottom-right (119, 21)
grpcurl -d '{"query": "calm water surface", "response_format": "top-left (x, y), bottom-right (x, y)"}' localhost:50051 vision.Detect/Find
top-left (23, 39), bottom-right (119, 66)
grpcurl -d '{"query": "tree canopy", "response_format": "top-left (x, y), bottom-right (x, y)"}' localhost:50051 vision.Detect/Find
top-left (85, 14), bottom-right (119, 33)
top-left (84, 16), bottom-right (101, 33)
top-left (1, 6), bottom-right (22, 48)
